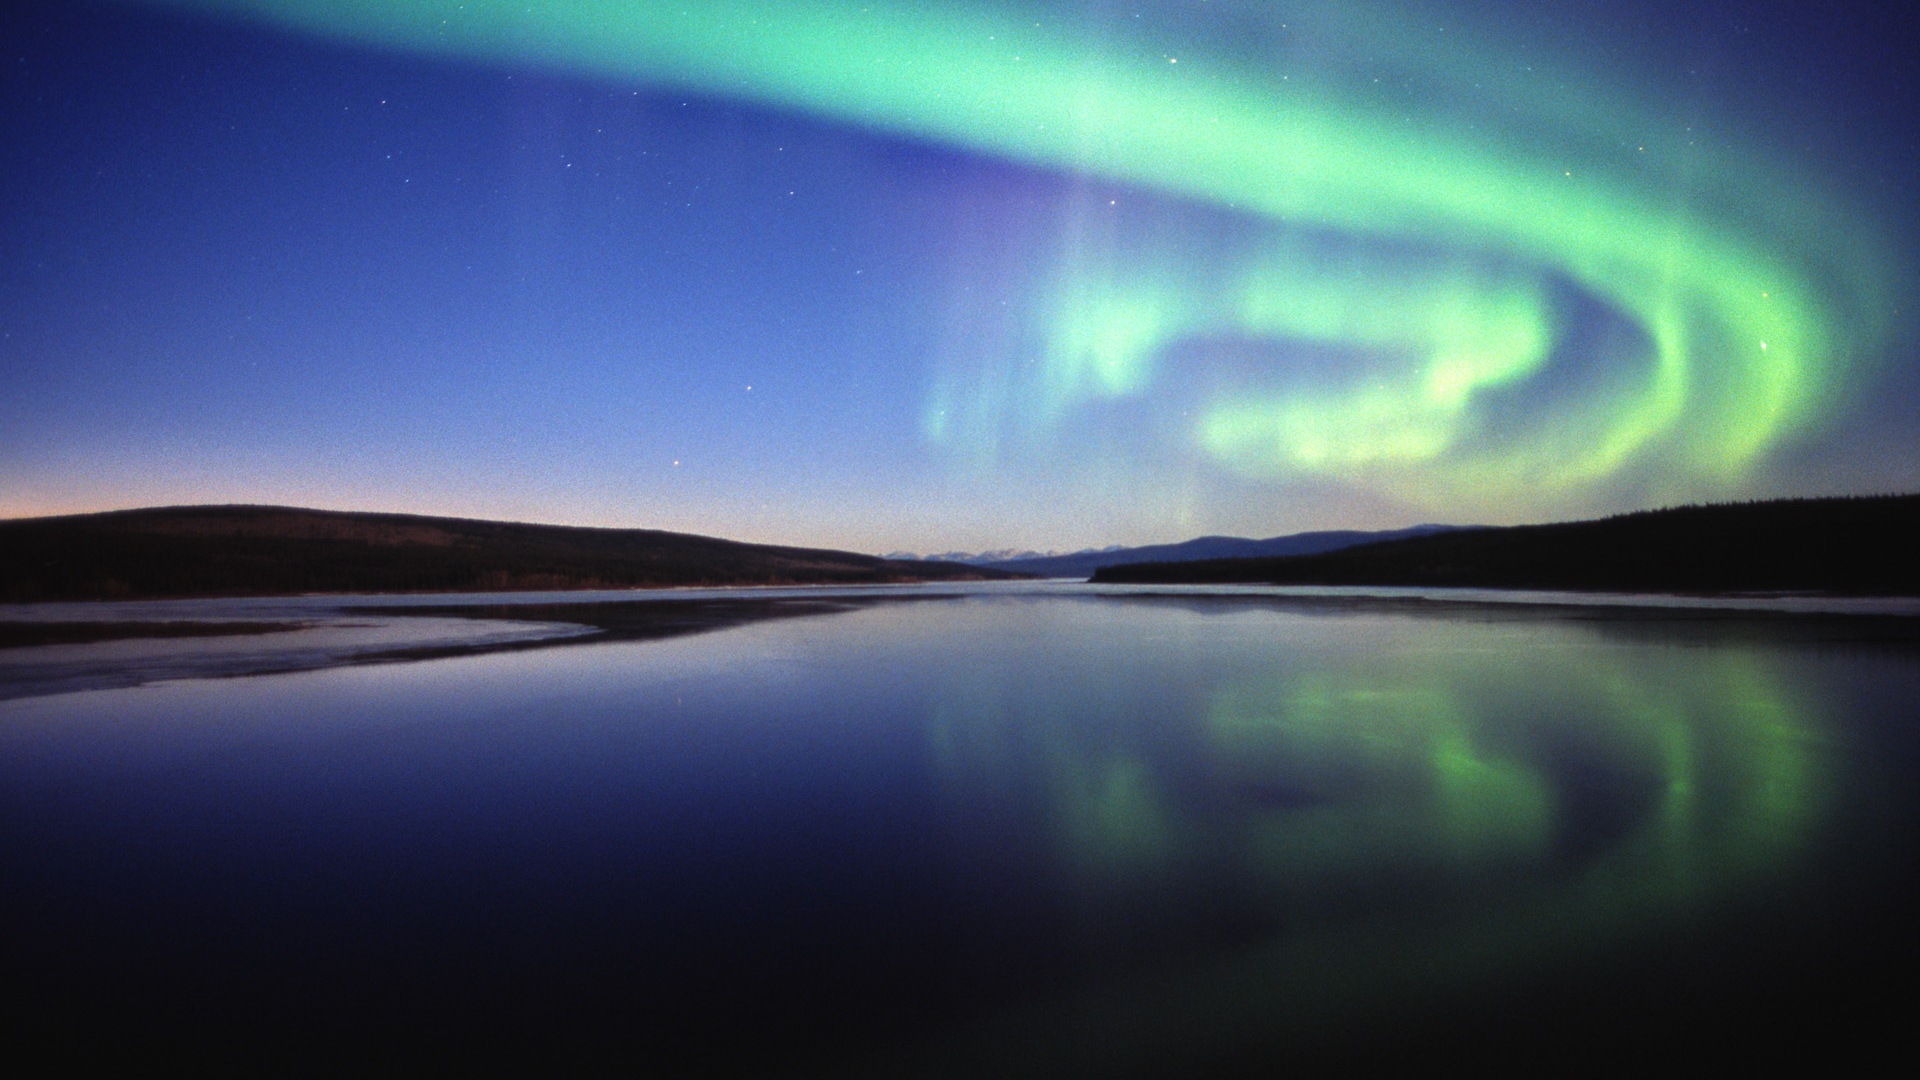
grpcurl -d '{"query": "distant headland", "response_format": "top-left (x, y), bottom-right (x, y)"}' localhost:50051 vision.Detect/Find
top-left (0, 505), bottom-right (1019, 602)
top-left (1091, 494), bottom-right (1920, 596)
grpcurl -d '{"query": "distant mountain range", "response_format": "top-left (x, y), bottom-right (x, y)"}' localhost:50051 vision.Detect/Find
top-left (891, 524), bottom-right (1462, 579)
top-left (1092, 494), bottom-right (1920, 595)
top-left (0, 505), bottom-right (1018, 602)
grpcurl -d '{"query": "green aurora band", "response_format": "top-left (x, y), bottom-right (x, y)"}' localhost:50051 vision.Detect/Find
top-left (143, 0), bottom-right (1898, 510)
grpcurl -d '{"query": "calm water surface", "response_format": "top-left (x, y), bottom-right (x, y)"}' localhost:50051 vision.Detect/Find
top-left (3, 588), bottom-right (1916, 1073)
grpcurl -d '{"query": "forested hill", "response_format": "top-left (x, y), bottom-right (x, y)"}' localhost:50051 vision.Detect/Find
top-left (0, 505), bottom-right (1017, 601)
top-left (1090, 495), bottom-right (1920, 595)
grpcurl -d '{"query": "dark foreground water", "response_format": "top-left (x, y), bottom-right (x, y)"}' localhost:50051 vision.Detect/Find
top-left (3, 589), bottom-right (1917, 1074)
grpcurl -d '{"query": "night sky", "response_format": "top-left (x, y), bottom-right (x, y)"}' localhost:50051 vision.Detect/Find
top-left (5, 1), bottom-right (1916, 553)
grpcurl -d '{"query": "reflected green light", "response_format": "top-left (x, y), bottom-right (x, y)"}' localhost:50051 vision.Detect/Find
top-left (1203, 645), bottom-right (1823, 920)
top-left (922, 613), bottom-right (1831, 1065)
top-left (1212, 672), bottom-right (1554, 884)
top-left (142, 0), bottom-right (1896, 508)
top-left (1053, 753), bottom-right (1178, 887)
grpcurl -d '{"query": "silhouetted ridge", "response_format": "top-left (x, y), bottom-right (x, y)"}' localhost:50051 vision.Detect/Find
top-left (1090, 494), bottom-right (1920, 595)
top-left (967, 523), bottom-right (1463, 578)
top-left (0, 505), bottom-right (1015, 601)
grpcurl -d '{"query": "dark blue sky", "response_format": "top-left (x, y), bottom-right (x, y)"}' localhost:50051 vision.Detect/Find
top-left (5, 1), bottom-right (1916, 552)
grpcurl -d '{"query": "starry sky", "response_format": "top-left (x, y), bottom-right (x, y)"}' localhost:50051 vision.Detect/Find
top-left (5, 1), bottom-right (1917, 553)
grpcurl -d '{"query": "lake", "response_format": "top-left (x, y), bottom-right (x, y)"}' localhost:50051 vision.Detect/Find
top-left (3, 584), bottom-right (1916, 1074)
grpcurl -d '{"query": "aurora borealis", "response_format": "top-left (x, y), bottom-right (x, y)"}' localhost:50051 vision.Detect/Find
top-left (3, 1), bottom-right (1915, 548)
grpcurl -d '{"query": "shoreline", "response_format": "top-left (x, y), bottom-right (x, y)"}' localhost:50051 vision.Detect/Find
top-left (5, 584), bottom-right (1917, 703)
top-left (6, 581), bottom-right (1919, 647)
top-left (0, 620), bottom-right (316, 649)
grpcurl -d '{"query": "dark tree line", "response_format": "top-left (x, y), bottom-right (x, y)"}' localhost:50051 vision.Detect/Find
top-left (1092, 494), bottom-right (1920, 595)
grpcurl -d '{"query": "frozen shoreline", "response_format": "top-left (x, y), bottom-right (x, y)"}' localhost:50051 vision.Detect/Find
top-left (4, 581), bottom-right (1916, 702)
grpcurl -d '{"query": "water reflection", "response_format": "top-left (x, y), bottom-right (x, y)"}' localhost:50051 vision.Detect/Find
top-left (923, 602), bottom-right (1833, 1068)
top-left (2, 590), bottom-right (1907, 1074)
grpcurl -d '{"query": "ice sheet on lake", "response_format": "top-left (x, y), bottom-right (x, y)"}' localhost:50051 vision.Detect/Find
top-left (0, 610), bottom-right (593, 701)
top-left (3, 580), bottom-right (1913, 702)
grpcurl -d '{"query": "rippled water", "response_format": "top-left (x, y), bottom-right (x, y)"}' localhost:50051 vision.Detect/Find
top-left (3, 588), bottom-right (1915, 1073)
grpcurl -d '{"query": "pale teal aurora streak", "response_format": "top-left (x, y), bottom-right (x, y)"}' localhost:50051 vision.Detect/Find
top-left (145, 0), bottom-right (1899, 512)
